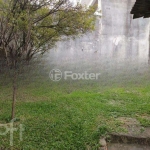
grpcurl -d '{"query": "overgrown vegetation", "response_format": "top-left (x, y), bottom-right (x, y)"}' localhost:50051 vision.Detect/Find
top-left (0, 74), bottom-right (150, 149)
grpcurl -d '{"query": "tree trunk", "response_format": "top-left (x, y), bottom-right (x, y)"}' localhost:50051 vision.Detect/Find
top-left (11, 70), bottom-right (17, 120)
top-left (149, 25), bottom-right (150, 64)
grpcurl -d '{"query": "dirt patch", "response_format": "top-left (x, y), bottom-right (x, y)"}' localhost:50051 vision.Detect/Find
top-left (104, 117), bottom-right (150, 149)
top-left (108, 100), bottom-right (123, 106)
top-left (116, 117), bottom-right (148, 136)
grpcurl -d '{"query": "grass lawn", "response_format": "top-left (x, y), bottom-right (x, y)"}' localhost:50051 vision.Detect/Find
top-left (0, 72), bottom-right (150, 149)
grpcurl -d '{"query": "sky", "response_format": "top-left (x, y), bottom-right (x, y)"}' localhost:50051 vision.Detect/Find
top-left (69, 0), bottom-right (83, 5)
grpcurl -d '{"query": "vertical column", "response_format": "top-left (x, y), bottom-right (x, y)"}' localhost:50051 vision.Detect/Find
top-left (94, 0), bottom-right (102, 16)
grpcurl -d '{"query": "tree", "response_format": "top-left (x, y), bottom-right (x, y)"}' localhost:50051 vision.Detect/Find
top-left (0, 0), bottom-right (96, 119)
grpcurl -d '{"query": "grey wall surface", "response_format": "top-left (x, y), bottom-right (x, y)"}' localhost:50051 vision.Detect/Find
top-left (43, 0), bottom-right (150, 85)
top-left (101, 0), bottom-right (149, 37)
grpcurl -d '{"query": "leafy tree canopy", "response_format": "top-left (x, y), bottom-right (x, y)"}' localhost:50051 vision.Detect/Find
top-left (0, 0), bottom-right (96, 68)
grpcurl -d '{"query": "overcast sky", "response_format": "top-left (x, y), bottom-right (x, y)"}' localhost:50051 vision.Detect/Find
top-left (70, 0), bottom-right (77, 5)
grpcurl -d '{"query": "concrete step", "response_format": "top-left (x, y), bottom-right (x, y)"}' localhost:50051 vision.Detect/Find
top-left (108, 143), bottom-right (150, 150)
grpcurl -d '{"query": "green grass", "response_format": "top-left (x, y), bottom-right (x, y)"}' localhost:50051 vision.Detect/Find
top-left (0, 74), bottom-right (150, 149)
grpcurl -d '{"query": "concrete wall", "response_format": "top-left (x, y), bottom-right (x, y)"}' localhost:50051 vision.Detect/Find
top-left (101, 0), bottom-right (150, 37)
top-left (43, 0), bottom-right (150, 84)
top-left (78, 0), bottom-right (149, 37)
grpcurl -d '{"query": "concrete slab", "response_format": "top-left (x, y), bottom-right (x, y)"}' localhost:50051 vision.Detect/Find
top-left (108, 143), bottom-right (150, 150)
